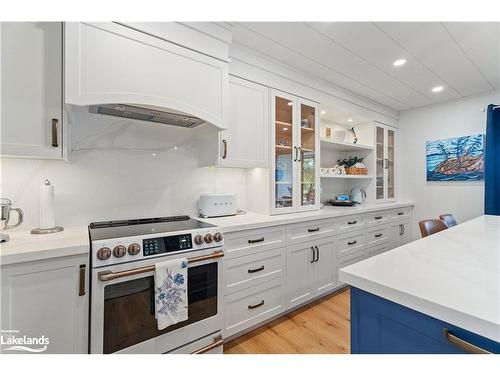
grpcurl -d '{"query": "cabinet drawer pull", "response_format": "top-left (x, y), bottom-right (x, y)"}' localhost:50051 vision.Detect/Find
top-left (222, 139), bottom-right (227, 159)
top-left (315, 245), bottom-right (319, 262)
top-left (397, 212), bottom-right (404, 216)
top-left (248, 265), bottom-right (265, 274)
top-left (51, 118), bottom-right (59, 147)
top-left (374, 216), bottom-right (383, 220)
top-left (375, 233), bottom-right (383, 238)
top-left (308, 227), bottom-right (320, 233)
top-left (310, 247), bottom-right (315, 263)
top-left (347, 220), bottom-right (357, 225)
top-left (191, 335), bottom-right (224, 354)
top-left (79, 264), bottom-right (86, 296)
top-left (294, 146), bottom-right (298, 162)
top-left (248, 237), bottom-right (265, 244)
top-left (248, 300), bottom-right (265, 310)
top-left (443, 329), bottom-right (491, 354)
top-left (348, 240), bottom-right (357, 245)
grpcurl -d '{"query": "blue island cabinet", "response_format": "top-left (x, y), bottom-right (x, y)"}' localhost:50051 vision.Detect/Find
top-left (350, 287), bottom-right (500, 354)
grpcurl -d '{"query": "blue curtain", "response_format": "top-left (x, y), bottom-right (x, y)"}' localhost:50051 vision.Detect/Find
top-left (484, 104), bottom-right (500, 215)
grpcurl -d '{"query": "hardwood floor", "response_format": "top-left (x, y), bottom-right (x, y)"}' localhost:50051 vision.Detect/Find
top-left (224, 287), bottom-right (350, 354)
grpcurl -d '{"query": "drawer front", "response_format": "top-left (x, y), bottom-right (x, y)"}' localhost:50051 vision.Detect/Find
top-left (334, 215), bottom-right (366, 232)
top-left (366, 211), bottom-right (391, 227)
top-left (390, 207), bottom-right (412, 221)
top-left (338, 250), bottom-right (368, 270)
top-left (367, 243), bottom-right (390, 258)
top-left (337, 230), bottom-right (366, 259)
top-left (286, 219), bottom-right (335, 245)
top-left (223, 226), bottom-right (285, 259)
top-left (224, 278), bottom-right (284, 337)
top-left (224, 247), bottom-right (284, 295)
top-left (366, 226), bottom-right (390, 247)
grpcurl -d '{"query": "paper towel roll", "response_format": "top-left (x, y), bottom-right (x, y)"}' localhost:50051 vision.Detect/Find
top-left (40, 180), bottom-right (55, 229)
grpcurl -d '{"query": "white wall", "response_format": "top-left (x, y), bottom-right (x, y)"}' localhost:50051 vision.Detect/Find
top-left (0, 108), bottom-right (248, 231)
top-left (398, 91), bottom-right (499, 239)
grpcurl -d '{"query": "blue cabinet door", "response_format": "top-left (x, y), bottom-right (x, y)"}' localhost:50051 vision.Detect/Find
top-left (350, 287), bottom-right (500, 354)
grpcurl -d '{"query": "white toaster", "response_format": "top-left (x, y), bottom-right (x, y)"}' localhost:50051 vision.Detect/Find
top-left (198, 193), bottom-right (237, 218)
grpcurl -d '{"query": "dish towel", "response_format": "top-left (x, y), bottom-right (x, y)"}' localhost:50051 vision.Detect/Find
top-left (154, 259), bottom-right (188, 330)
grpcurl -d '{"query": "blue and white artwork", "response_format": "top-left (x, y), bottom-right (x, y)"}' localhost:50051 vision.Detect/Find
top-left (426, 134), bottom-right (484, 181)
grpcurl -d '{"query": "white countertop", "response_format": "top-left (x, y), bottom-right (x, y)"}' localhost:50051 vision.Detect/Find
top-left (200, 201), bottom-right (414, 232)
top-left (340, 215), bottom-right (500, 342)
top-left (0, 226), bottom-right (90, 265)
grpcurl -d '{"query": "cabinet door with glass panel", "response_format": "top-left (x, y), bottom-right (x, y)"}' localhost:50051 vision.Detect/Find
top-left (375, 122), bottom-right (396, 201)
top-left (271, 90), bottom-right (320, 214)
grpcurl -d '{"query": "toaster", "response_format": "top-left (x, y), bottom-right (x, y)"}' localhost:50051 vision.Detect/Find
top-left (198, 193), bottom-right (237, 218)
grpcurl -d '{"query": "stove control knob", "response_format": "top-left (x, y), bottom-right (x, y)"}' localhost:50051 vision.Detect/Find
top-left (97, 247), bottom-right (111, 260)
top-left (214, 232), bottom-right (223, 242)
top-left (204, 233), bottom-right (214, 244)
top-left (194, 234), bottom-right (204, 245)
top-left (128, 243), bottom-right (141, 256)
top-left (113, 245), bottom-right (126, 258)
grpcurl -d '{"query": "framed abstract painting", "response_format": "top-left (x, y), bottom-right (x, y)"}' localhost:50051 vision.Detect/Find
top-left (426, 134), bottom-right (485, 181)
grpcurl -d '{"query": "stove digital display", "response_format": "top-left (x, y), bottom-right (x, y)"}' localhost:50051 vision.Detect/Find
top-left (143, 234), bottom-right (193, 256)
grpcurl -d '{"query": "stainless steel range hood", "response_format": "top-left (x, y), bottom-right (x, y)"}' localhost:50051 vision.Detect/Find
top-left (88, 104), bottom-right (206, 128)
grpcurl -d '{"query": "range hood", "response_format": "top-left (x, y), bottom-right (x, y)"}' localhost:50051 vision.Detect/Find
top-left (88, 104), bottom-right (206, 128)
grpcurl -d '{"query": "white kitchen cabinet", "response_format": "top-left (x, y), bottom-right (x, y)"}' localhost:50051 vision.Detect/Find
top-left (286, 237), bottom-right (336, 308)
top-left (1, 254), bottom-right (89, 354)
top-left (200, 76), bottom-right (269, 168)
top-left (271, 90), bottom-right (320, 214)
top-left (375, 122), bottom-right (397, 201)
top-left (389, 220), bottom-right (411, 249)
top-left (64, 22), bottom-right (228, 130)
top-left (1, 22), bottom-right (65, 159)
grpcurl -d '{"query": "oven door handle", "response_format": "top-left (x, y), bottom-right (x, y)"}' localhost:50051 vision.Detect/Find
top-left (191, 334), bottom-right (224, 354)
top-left (98, 250), bottom-right (224, 282)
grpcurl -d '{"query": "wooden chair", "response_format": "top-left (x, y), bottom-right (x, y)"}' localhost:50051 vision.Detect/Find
top-left (439, 214), bottom-right (458, 228)
top-left (419, 219), bottom-right (448, 238)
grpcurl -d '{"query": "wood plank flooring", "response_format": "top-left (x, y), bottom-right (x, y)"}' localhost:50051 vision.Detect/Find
top-left (224, 287), bottom-right (350, 354)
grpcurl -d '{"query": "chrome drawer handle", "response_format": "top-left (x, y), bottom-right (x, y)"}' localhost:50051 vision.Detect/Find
top-left (375, 233), bottom-right (383, 238)
top-left (347, 220), bottom-right (357, 225)
top-left (191, 335), bottom-right (224, 354)
top-left (248, 237), bottom-right (265, 244)
top-left (348, 240), bottom-right (357, 245)
top-left (443, 329), bottom-right (491, 354)
top-left (248, 300), bottom-right (265, 310)
top-left (308, 227), bottom-right (320, 232)
top-left (248, 265), bottom-right (265, 273)
top-left (374, 216), bottom-right (382, 220)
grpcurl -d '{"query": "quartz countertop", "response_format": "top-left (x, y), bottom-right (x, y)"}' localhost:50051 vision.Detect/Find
top-left (0, 226), bottom-right (90, 265)
top-left (340, 215), bottom-right (500, 342)
top-left (200, 201), bottom-right (414, 232)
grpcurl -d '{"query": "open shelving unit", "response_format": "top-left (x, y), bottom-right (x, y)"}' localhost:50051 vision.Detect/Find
top-left (321, 174), bottom-right (374, 179)
top-left (320, 138), bottom-right (374, 152)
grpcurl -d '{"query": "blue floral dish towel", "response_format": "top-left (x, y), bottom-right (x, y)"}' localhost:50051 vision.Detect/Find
top-left (154, 259), bottom-right (188, 330)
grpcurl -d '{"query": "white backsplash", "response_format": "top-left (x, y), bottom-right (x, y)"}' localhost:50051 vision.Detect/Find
top-left (0, 108), bottom-right (248, 231)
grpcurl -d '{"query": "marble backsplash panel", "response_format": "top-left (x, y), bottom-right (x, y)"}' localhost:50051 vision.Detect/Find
top-left (0, 107), bottom-right (248, 230)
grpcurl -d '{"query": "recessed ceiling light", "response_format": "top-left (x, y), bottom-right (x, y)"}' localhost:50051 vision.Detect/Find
top-left (347, 118), bottom-right (353, 123)
top-left (283, 127), bottom-right (288, 131)
top-left (287, 101), bottom-right (293, 106)
top-left (393, 59), bottom-right (407, 67)
top-left (432, 85), bottom-right (444, 93)
top-left (321, 110), bottom-right (326, 115)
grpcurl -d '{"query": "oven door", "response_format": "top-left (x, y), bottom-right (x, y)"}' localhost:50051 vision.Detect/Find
top-left (90, 248), bottom-right (223, 354)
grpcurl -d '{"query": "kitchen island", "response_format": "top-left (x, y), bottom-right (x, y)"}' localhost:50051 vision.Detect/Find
top-left (340, 215), bottom-right (500, 354)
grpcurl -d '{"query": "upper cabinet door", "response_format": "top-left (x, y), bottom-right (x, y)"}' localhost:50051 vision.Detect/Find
top-left (375, 123), bottom-right (397, 201)
top-left (1, 22), bottom-right (64, 159)
top-left (297, 98), bottom-right (320, 211)
top-left (64, 22), bottom-right (228, 130)
top-left (218, 76), bottom-right (269, 168)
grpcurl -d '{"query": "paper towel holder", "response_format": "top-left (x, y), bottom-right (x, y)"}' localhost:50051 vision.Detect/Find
top-left (31, 180), bottom-right (64, 235)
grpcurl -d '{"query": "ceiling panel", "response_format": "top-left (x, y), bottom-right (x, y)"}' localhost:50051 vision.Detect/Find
top-left (443, 22), bottom-right (500, 90)
top-left (306, 22), bottom-right (461, 103)
top-left (375, 22), bottom-right (493, 97)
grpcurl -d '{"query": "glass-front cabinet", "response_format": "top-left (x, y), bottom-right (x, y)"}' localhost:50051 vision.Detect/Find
top-left (271, 90), bottom-right (320, 214)
top-left (375, 122), bottom-right (396, 201)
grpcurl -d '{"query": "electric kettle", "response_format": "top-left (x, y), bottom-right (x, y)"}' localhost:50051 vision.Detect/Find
top-left (1, 198), bottom-right (24, 242)
top-left (350, 188), bottom-right (366, 204)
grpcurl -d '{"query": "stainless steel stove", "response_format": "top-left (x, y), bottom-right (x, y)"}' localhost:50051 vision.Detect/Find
top-left (88, 215), bottom-right (224, 354)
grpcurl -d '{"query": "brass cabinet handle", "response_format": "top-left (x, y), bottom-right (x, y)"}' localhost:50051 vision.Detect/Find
top-left (191, 335), bottom-right (224, 354)
top-left (348, 240), bottom-right (357, 245)
top-left (98, 251), bottom-right (224, 282)
top-left (222, 139), bottom-right (227, 159)
top-left (79, 264), bottom-right (86, 296)
top-left (375, 233), bottom-right (383, 238)
top-left (347, 220), bottom-right (357, 225)
top-left (374, 216), bottom-right (382, 220)
top-left (443, 329), bottom-right (491, 354)
top-left (248, 237), bottom-right (265, 244)
top-left (51, 118), bottom-right (59, 147)
top-left (248, 265), bottom-right (265, 274)
top-left (308, 227), bottom-right (320, 233)
top-left (248, 300), bottom-right (265, 310)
